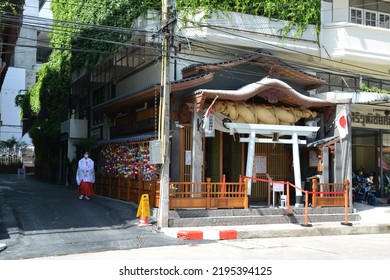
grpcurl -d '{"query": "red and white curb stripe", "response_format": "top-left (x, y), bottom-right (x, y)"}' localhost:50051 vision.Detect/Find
top-left (161, 228), bottom-right (238, 240)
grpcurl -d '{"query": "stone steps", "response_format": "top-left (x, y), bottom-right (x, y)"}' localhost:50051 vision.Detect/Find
top-left (165, 207), bottom-right (361, 227)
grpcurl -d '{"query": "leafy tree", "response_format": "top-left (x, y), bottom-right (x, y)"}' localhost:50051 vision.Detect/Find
top-left (0, 1), bottom-right (19, 18)
top-left (1, 1), bottom-right (24, 32)
top-left (0, 137), bottom-right (18, 156)
top-left (73, 138), bottom-right (97, 158)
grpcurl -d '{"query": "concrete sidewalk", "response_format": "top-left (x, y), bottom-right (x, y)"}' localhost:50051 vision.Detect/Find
top-left (159, 202), bottom-right (390, 240)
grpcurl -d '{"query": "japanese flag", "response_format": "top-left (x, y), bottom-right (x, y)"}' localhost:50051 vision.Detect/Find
top-left (336, 106), bottom-right (348, 139)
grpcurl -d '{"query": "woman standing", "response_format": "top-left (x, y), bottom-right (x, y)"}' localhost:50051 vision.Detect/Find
top-left (76, 151), bottom-right (95, 200)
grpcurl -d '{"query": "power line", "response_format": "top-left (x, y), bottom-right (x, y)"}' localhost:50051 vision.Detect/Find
top-left (7, 0), bottom-right (390, 36)
top-left (3, 4), bottom-right (390, 85)
top-left (3, 28), bottom-right (388, 87)
top-left (3, 3), bottom-right (389, 110)
top-left (6, 0), bottom-right (162, 30)
top-left (1, 12), bottom-right (164, 56)
top-left (1, 11), bottom-right (158, 36)
top-left (179, 19), bottom-right (390, 79)
top-left (3, 28), bottom-right (388, 91)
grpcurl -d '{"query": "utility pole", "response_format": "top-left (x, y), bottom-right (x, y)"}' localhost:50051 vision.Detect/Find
top-left (157, 0), bottom-right (170, 229)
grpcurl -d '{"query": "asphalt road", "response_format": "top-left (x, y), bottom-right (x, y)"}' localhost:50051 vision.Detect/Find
top-left (0, 174), bottom-right (199, 260)
top-left (37, 233), bottom-right (390, 260)
top-left (12, 234), bottom-right (390, 280)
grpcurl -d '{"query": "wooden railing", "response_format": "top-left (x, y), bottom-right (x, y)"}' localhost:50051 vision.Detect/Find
top-left (168, 178), bottom-right (248, 209)
top-left (94, 174), bottom-right (248, 209)
top-left (311, 179), bottom-right (349, 207)
top-left (94, 174), bottom-right (159, 207)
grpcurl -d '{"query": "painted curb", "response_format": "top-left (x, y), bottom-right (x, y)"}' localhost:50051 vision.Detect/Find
top-left (177, 229), bottom-right (238, 240)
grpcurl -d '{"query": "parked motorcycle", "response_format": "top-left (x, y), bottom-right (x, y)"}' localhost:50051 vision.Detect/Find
top-left (352, 171), bottom-right (377, 206)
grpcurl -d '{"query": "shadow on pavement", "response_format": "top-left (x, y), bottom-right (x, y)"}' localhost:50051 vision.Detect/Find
top-left (0, 174), bottom-right (139, 233)
top-left (0, 225), bottom-right (10, 240)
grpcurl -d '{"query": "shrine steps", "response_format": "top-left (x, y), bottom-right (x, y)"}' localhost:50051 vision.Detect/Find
top-left (160, 206), bottom-right (361, 227)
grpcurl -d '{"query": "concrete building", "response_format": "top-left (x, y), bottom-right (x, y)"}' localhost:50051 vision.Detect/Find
top-left (54, 1), bottom-right (390, 205)
top-left (0, 0), bottom-right (52, 146)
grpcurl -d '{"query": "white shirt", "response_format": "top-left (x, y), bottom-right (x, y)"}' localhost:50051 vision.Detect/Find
top-left (76, 157), bottom-right (95, 185)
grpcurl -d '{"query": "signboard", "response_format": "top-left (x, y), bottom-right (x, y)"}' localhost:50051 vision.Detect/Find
top-left (17, 168), bottom-right (26, 181)
top-left (309, 150), bottom-right (318, 167)
top-left (273, 183), bottom-right (284, 192)
top-left (204, 114), bottom-right (215, 137)
top-left (185, 150), bottom-right (191, 165)
top-left (351, 104), bottom-right (390, 130)
top-left (254, 155), bottom-right (267, 174)
top-left (149, 140), bottom-right (162, 164)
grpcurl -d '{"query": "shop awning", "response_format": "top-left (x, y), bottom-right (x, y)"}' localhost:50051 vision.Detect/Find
top-left (307, 135), bottom-right (340, 148)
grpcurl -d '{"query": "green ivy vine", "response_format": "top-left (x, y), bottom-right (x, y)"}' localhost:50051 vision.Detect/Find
top-left (175, 0), bottom-right (321, 37)
top-left (49, 0), bottom-right (320, 73)
top-left (50, 0), bottom-right (161, 71)
top-left (1, 1), bottom-right (24, 40)
top-left (360, 83), bottom-right (390, 94)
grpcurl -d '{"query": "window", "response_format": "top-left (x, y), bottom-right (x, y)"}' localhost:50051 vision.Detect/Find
top-left (382, 82), bottom-right (390, 91)
top-left (316, 73), bottom-right (389, 93)
top-left (92, 87), bottom-right (105, 106)
top-left (351, 8), bottom-right (363, 24)
top-left (317, 73), bottom-right (359, 93)
top-left (379, 13), bottom-right (390, 28)
top-left (92, 112), bottom-right (104, 127)
top-left (92, 83), bottom-right (113, 106)
top-left (365, 10), bottom-right (377, 26)
top-left (350, 2), bottom-right (390, 29)
top-left (367, 79), bottom-right (381, 89)
top-left (343, 77), bottom-right (357, 89)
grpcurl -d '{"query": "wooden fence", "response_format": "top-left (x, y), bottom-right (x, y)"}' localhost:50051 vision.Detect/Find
top-left (94, 174), bottom-right (159, 207)
top-left (311, 179), bottom-right (349, 207)
top-left (94, 174), bottom-right (248, 209)
top-left (169, 178), bottom-right (248, 209)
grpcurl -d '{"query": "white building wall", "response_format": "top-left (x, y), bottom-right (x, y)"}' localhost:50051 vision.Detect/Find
top-left (179, 12), bottom-right (319, 57)
top-left (321, 23), bottom-right (390, 69)
top-left (116, 62), bottom-right (162, 96)
top-left (14, 0), bottom-right (38, 70)
top-left (0, 0), bottom-right (52, 145)
top-left (0, 68), bottom-right (26, 142)
top-left (318, 0), bottom-right (390, 79)
top-left (332, 0), bottom-right (349, 23)
top-left (321, 1), bottom-right (333, 24)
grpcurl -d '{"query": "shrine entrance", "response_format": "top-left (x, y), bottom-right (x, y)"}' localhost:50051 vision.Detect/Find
top-left (225, 123), bottom-right (319, 206)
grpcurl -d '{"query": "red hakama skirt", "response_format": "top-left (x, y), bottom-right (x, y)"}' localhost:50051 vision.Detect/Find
top-left (78, 181), bottom-right (94, 196)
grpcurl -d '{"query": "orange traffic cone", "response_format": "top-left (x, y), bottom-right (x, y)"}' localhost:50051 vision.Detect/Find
top-left (138, 212), bottom-right (150, 226)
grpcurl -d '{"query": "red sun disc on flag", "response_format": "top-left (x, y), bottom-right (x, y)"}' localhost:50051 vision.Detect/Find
top-left (339, 116), bottom-right (347, 128)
